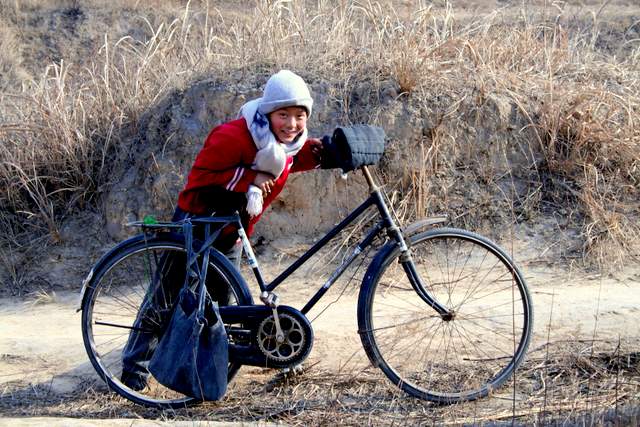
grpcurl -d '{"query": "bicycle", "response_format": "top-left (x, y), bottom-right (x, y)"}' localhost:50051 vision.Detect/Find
top-left (80, 163), bottom-right (533, 409)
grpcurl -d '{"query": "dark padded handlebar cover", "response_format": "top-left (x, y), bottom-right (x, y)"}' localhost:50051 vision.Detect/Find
top-left (321, 125), bottom-right (386, 172)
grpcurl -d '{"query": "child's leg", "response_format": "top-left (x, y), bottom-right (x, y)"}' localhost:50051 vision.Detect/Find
top-left (120, 208), bottom-right (243, 388)
top-left (208, 238), bottom-right (242, 305)
top-left (120, 207), bottom-right (190, 389)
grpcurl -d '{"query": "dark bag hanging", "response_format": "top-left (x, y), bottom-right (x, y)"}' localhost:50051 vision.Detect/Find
top-left (148, 221), bottom-right (228, 401)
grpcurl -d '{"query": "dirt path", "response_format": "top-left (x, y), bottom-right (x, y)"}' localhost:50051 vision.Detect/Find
top-left (1, 262), bottom-right (639, 423)
top-left (1, 267), bottom-right (638, 390)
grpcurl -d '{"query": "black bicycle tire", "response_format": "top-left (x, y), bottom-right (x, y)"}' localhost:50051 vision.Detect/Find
top-left (81, 235), bottom-right (251, 409)
top-left (358, 227), bottom-right (533, 403)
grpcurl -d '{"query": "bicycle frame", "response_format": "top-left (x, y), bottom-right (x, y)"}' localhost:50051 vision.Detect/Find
top-left (220, 166), bottom-right (450, 317)
top-left (101, 166), bottom-right (450, 319)
top-left (253, 185), bottom-right (385, 314)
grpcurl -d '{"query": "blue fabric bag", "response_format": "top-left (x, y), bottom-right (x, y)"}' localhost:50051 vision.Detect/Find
top-left (148, 221), bottom-right (228, 401)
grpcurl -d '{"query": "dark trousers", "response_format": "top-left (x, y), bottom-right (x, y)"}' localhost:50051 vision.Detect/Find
top-left (121, 207), bottom-right (241, 381)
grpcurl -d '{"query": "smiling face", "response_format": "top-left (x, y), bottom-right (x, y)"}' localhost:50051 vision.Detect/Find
top-left (268, 106), bottom-right (308, 144)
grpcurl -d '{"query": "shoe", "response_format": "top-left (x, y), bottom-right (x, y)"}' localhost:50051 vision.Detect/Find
top-left (121, 371), bottom-right (148, 391)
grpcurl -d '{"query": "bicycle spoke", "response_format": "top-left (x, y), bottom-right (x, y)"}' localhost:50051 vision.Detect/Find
top-left (455, 257), bottom-right (501, 310)
top-left (460, 299), bottom-right (524, 318)
top-left (368, 313), bottom-right (442, 333)
top-left (460, 312), bottom-right (524, 320)
top-left (451, 320), bottom-right (502, 361)
top-left (92, 311), bottom-right (137, 319)
top-left (82, 239), bottom-right (248, 408)
top-left (458, 314), bottom-right (524, 331)
top-left (362, 228), bottom-right (532, 402)
top-left (454, 317), bottom-right (518, 358)
top-left (98, 290), bottom-right (142, 313)
top-left (376, 319), bottom-right (441, 367)
top-left (449, 238), bottom-right (474, 298)
top-left (460, 278), bottom-right (518, 305)
top-left (92, 298), bottom-right (139, 315)
top-left (93, 333), bottom-right (129, 350)
top-left (372, 289), bottom-right (442, 313)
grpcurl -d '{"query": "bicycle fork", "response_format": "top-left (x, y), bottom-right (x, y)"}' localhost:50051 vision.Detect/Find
top-left (361, 166), bottom-right (451, 319)
top-left (389, 224), bottom-right (451, 319)
top-left (400, 253), bottom-right (452, 319)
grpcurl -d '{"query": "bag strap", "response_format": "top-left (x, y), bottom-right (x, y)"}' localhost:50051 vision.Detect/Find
top-left (182, 219), bottom-right (222, 325)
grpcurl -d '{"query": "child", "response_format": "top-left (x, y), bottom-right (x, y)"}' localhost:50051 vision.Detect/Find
top-left (121, 70), bottom-right (324, 391)
top-left (175, 69), bottom-right (324, 263)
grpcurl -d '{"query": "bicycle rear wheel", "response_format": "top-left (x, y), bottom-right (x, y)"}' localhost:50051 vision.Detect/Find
top-left (358, 227), bottom-right (533, 403)
top-left (81, 235), bottom-right (251, 409)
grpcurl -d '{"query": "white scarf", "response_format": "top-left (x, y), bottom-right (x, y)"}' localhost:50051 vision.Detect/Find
top-left (239, 99), bottom-right (307, 216)
top-left (239, 98), bottom-right (307, 178)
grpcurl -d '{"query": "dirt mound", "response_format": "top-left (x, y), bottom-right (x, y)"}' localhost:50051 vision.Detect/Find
top-left (103, 77), bottom-right (361, 240)
top-left (102, 77), bottom-right (532, 242)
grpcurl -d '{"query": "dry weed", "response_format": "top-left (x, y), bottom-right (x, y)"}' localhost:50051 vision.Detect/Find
top-left (0, 0), bottom-right (638, 269)
top-left (0, 338), bottom-right (637, 425)
top-left (23, 288), bottom-right (58, 306)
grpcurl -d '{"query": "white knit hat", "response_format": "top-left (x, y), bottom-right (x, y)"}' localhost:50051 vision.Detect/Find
top-left (257, 70), bottom-right (313, 116)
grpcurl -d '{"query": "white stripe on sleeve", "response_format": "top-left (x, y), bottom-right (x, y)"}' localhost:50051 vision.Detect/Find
top-left (227, 167), bottom-right (245, 191)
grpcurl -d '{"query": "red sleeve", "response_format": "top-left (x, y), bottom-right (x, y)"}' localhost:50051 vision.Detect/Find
top-left (187, 124), bottom-right (258, 193)
top-left (290, 139), bottom-right (321, 173)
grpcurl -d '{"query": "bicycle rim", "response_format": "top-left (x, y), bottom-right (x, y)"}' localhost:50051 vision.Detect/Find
top-left (81, 239), bottom-right (245, 409)
top-left (360, 227), bottom-right (533, 403)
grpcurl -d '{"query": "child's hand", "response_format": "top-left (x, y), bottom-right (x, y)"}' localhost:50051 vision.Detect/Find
top-left (254, 172), bottom-right (275, 197)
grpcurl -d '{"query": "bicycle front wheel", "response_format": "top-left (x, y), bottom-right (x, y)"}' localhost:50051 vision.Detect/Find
top-left (81, 235), bottom-right (251, 409)
top-left (358, 227), bottom-right (533, 403)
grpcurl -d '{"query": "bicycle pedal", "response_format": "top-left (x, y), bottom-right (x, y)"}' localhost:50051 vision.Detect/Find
top-left (283, 363), bottom-right (306, 376)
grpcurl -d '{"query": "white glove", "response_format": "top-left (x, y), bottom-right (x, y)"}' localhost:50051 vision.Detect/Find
top-left (246, 185), bottom-right (263, 217)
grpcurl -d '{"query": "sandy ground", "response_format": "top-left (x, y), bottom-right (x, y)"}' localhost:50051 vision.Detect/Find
top-left (1, 254), bottom-right (639, 423)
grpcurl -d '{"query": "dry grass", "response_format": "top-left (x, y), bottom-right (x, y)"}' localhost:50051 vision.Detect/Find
top-left (0, 1), bottom-right (638, 266)
top-left (0, 339), bottom-right (638, 425)
top-left (23, 288), bottom-right (57, 306)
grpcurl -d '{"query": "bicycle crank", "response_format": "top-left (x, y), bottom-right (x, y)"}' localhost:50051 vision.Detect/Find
top-left (221, 305), bottom-right (314, 369)
top-left (257, 309), bottom-right (313, 365)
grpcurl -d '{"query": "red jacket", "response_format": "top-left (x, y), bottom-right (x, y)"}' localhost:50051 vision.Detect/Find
top-left (178, 118), bottom-right (320, 236)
